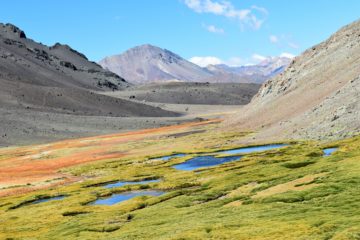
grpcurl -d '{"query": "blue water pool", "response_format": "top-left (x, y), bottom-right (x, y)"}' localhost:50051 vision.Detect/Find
top-left (323, 148), bottom-right (338, 156)
top-left (90, 190), bottom-right (165, 206)
top-left (152, 153), bottom-right (187, 161)
top-left (104, 179), bottom-right (160, 189)
top-left (173, 155), bottom-right (241, 171)
top-left (31, 196), bottom-right (65, 205)
top-left (215, 144), bottom-right (288, 155)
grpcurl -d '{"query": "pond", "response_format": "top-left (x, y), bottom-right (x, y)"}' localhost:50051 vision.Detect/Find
top-left (31, 196), bottom-right (65, 205)
top-left (151, 153), bottom-right (186, 161)
top-left (173, 155), bottom-right (241, 171)
top-left (104, 179), bottom-right (160, 189)
top-left (215, 144), bottom-right (288, 155)
top-left (90, 190), bottom-right (165, 206)
top-left (323, 148), bottom-right (338, 156)
top-left (172, 144), bottom-right (287, 171)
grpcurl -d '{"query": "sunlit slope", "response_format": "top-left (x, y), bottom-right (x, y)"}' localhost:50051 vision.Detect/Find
top-left (225, 19), bottom-right (360, 141)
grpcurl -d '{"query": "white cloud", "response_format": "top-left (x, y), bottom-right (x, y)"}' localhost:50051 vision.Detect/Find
top-left (280, 52), bottom-right (295, 59)
top-left (189, 56), bottom-right (223, 67)
top-left (251, 54), bottom-right (267, 63)
top-left (251, 5), bottom-right (268, 15)
top-left (184, 0), bottom-right (227, 14)
top-left (183, 0), bottom-right (268, 30)
top-left (183, 0), bottom-right (202, 12)
top-left (269, 35), bottom-right (278, 44)
top-left (204, 24), bottom-right (224, 34)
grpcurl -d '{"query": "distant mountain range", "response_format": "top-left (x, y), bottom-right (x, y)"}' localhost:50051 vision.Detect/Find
top-left (99, 44), bottom-right (292, 84)
top-left (204, 57), bottom-right (291, 84)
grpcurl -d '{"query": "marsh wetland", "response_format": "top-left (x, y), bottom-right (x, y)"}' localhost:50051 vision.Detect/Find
top-left (0, 120), bottom-right (359, 240)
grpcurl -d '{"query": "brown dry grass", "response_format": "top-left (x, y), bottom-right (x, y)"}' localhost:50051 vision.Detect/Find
top-left (253, 173), bottom-right (327, 199)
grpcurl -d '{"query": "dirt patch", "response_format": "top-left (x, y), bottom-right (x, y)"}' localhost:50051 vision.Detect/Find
top-left (227, 182), bottom-right (259, 198)
top-left (224, 200), bottom-right (243, 207)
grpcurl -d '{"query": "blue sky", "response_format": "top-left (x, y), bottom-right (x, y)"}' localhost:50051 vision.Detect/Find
top-left (1, 0), bottom-right (360, 66)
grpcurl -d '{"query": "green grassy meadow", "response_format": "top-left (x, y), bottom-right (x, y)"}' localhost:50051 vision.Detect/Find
top-left (1, 128), bottom-right (359, 240)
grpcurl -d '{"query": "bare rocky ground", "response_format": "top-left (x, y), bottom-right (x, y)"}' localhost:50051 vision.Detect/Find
top-left (0, 80), bottom-right (247, 147)
top-left (0, 23), bottom-right (257, 147)
top-left (0, 104), bottom-right (241, 147)
top-left (102, 82), bottom-right (260, 105)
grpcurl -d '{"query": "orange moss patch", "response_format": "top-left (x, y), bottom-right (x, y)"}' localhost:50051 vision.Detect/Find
top-left (0, 119), bottom-right (220, 197)
top-left (0, 175), bottom-right (79, 197)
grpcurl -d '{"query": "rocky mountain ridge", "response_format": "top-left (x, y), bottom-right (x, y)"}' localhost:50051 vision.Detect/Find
top-left (204, 56), bottom-right (291, 84)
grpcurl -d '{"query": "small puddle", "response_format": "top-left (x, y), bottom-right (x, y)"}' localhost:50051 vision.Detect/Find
top-left (104, 179), bottom-right (160, 189)
top-left (173, 155), bottom-right (241, 171)
top-left (323, 148), bottom-right (338, 156)
top-left (215, 144), bottom-right (288, 155)
top-left (152, 154), bottom-right (186, 161)
top-left (31, 196), bottom-right (65, 205)
top-left (90, 190), bottom-right (165, 206)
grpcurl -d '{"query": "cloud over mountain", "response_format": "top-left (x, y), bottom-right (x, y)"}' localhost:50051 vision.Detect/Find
top-left (183, 0), bottom-right (268, 30)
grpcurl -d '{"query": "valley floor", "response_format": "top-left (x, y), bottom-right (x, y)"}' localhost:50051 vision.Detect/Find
top-left (0, 103), bottom-right (240, 147)
top-left (0, 119), bottom-right (359, 239)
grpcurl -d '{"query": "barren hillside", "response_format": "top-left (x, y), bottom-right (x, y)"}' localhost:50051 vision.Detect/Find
top-left (225, 19), bottom-right (360, 141)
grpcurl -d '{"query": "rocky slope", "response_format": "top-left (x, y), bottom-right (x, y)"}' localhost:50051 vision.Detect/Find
top-left (0, 23), bottom-right (178, 117)
top-left (0, 24), bottom-right (129, 91)
top-left (0, 23), bottom-right (180, 146)
top-left (226, 19), bottom-right (360, 141)
top-left (99, 44), bottom-right (213, 84)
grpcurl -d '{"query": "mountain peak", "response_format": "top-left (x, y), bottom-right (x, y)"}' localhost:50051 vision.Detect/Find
top-left (0, 23), bottom-right (26, 38)
top-left (123, 44), bottom-right (181, 61)
top-left (135, 43), bottom-right (159, 49)
top-left (99, 44), bottom-right (212, 84)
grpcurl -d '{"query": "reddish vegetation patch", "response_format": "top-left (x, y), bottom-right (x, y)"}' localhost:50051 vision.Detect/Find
top-left (0, 119), bottom-right (220, 197)
top-left (0, 175), bottom-right (80, 197)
